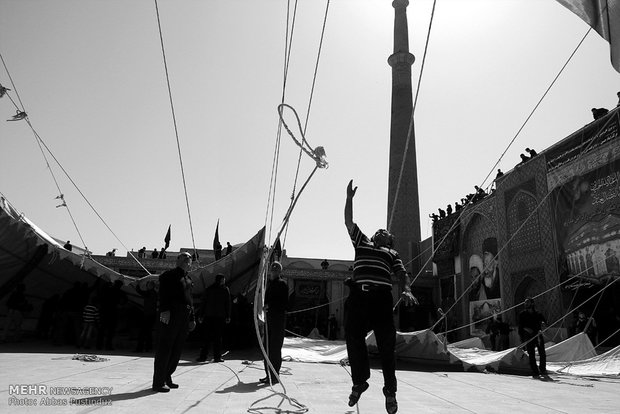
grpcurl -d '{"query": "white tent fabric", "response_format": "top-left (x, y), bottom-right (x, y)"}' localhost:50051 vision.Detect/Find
top-left (547, 345), bottom-right (620, 377)
top-left (368, 330), bottom-right (457, 365)
top-left (282, 337), bottom-right (349, 364)
top-left (546, 332), bottom-right (596, 362)
top-left (281, 329), bottom-right (620, 378)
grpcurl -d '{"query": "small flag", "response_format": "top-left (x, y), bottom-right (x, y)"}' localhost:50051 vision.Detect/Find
top-left (213, 220), bottom-right (222, 260)
top-left (164, 225), bottom-right (171, 250)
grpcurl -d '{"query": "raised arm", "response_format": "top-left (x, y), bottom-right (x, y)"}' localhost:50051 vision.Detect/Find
top-left (345, 179), bottom-right (357, 231)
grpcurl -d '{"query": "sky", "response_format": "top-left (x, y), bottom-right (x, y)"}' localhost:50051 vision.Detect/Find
top-left (0, 0), bottom-right (619, 262)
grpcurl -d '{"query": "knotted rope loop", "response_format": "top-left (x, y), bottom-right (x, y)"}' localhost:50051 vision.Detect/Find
top-left (277, 103), bottom-right (328, 169)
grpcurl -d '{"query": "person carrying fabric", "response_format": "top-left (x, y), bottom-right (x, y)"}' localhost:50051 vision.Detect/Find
top-left (152, 252), bottom-right (196, 392)
top-left (344, 179), bottom-right (418, 414)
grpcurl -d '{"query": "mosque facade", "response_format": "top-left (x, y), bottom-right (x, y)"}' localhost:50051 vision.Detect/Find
top-left (432, 105), bottom-right (620, 346)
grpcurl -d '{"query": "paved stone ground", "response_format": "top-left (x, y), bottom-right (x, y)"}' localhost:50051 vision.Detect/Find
top-left (1, 341), bottom-right (619, 413)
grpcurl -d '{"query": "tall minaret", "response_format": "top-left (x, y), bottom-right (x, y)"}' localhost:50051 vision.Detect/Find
top-left (387, 0), bottom-right (421, 273)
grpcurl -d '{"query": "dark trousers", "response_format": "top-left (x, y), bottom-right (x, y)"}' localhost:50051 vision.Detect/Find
top-left (525, 334), bottom-right (546, 375)
top-left (152, 307), bottom-right (189, 387)
top-left (344, 287), bottom-right (397, 393)
top-left (97, 311), bottom-right (117, 350)
top-left (199, 316), bottom-right (226, 360)
top-left (264, 311), bottom-right (285, 379)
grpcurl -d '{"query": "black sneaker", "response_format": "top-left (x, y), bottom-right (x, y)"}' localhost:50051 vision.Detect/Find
top-left (383, 389), bottom-right (398, 414)
top-left (348, 382), bottom-right (369, 407)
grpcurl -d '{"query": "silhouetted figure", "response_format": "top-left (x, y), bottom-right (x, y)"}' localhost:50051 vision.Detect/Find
top-left (518, 297), bottom-right (547, 377)
top-left (342, 180), bottom-right (418, 412)
top-left (57, 282), bottom-right (85, 345)
top-left (446, 204), bottom-right (453, 216)
top-left (158, 248), bottom-right (167, 259)
top-left (230, 292), bottom-right (253, 350)
top-left (138, 247), bottom-right (146, 258)
top-left (526, 148), bottom-right (538, 157)
top-left (97, 280), bottom-right (126, 350)
top-left (438, 208), bottom-right (446, 218)
top-left (152, 252), bottom-right (195, 392)
top-left (226, 242), bottom-right (232, 256)
top-left (64, 241), bottom-right (72, 251)
top-left (196, 274), bottom-right (231, 363)
top-left (1, 284), bottom-right (32, 342)
top-left (472, 186), bottom-right (486, 202)
top-left (214, 242), bottom-right (222, 261)
top-left (37, 294), bottom-right (59, 339)
top-left (495, 169), bottom-right (504, 179)
top-left (151, 248), bottom-right (158, 259)
top-left (616, 91), bottom-right (620, 107)
top-left (321, 259), bottom-right (330, 270)
top-left (454, 202), bottom-right (462, 212)
top-left (135, 281), bottom-right (158, 352)
top-left (106, 248), bottom-right (117, 257)
top-left (592, 107), bottom-right (609, 119)
top-left (429, 213), bottom-right (439, 222)
top-left (259, 262), bottom-right (289, 385)
top-left (519, 154), bottom-right (530, 164)
top-left (575, 311), bottom-right (597, 345)
top-left (78, 296), bottom-right (99, 349)
top-left (487, 315), bottom-right (511, 351)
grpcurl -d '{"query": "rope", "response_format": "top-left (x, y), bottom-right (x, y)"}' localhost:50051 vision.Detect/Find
top-left (153, 0), bottom-right (199, 259)
top-left (265, 0), bottom-right (298, 245)
top-left (252, 2), bottom-right (332, 412)
top-left (425, 108), bottom-right (620, 330)
top-left (277, 104), bottom-right (328, 169)
top-left (250, 254), bottom-right (309, 414)
top-left (1, 51), bottom-right (151, 274)
top-left (476, 25), bottom-right (595, 192)
top-left (286, 296), bottom-right (344, 315)
top-left (282, 0), bottom-right (330, 250)
top-left (395, 11), bottom-right (597, 289)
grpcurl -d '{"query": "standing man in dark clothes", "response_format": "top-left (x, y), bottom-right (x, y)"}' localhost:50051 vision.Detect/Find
top-left (259, 261), bottom-right (288, 385)
top-left (152, 252), bottom-right (196, 393)
top-left (344, 180), bottom-right (418, 414)
top-left (196, 274), bottom-right (231, 362)
top-left (97, 280), bottom-right (126, 350)
top-left (518, 297), bottom-right (547, 377)
top-left (1, 283), bottom-right (32, 342)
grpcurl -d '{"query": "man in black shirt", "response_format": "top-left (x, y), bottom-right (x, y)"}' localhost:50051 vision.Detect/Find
top-left (259, 261), bottom-right (288, 385)
top-left (518, 297), bottom-right (547, 377)
top-left (152, 252), bottom-right (195, 392)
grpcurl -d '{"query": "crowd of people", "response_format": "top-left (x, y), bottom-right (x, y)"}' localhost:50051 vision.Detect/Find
top-left (428, 147), bottom-right (541, 224)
